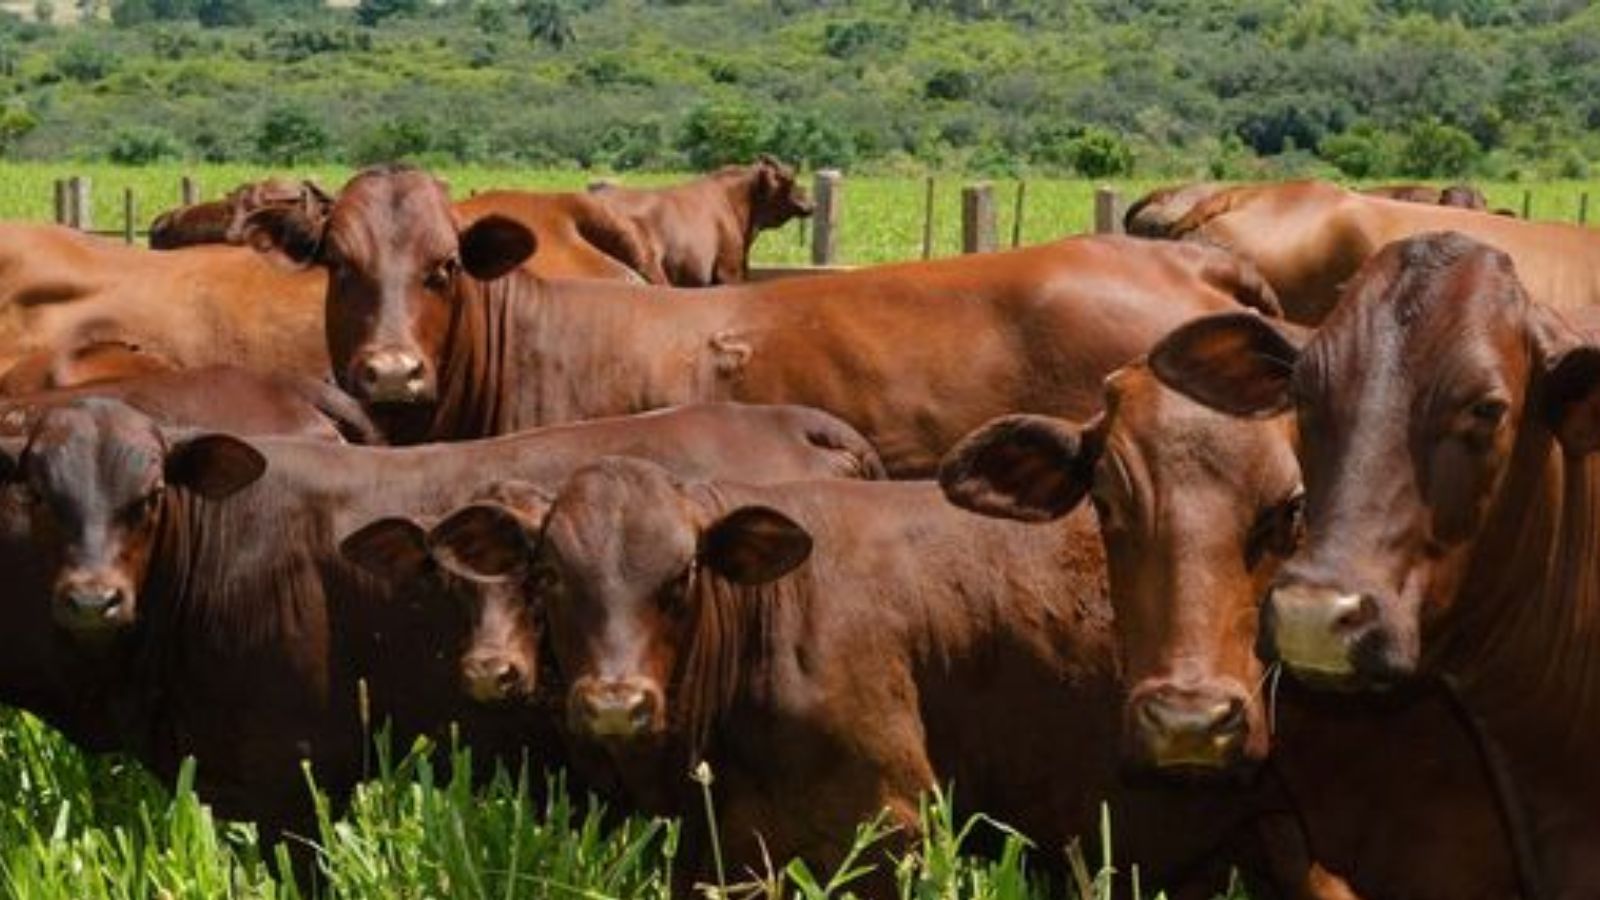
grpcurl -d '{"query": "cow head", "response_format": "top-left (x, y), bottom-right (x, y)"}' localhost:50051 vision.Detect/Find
top-left (0, 399), bottom-right (263, 638)
top-left (1439, 184), bottom-right (1488, 211)
top-left (434, 458), bottom-right (811, 749)
top-left (750, 155), bottom-right (814, 230)
top-left (222, 178), bottom-right (333, 246)
top-left (1149, 232), bottom-right (1593, 687)
top-left (243, 165), bottom-right (536, 410)
top-left (340, 481), bottom-right (552, 705)
top-left (940, 365), bottom-right (1303, 775)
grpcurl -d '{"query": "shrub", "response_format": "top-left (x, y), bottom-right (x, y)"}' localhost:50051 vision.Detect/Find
top-left (107, 125), bottom-right (184, 163)
top-left (1318, 127), bottom-right (1397, 178)
top-left (1399, 118), bottom-right (1481, 177)
top-left (54, 37), bottom-right (114, 82)
top-left (678, 100), bottom-right (769, 170)
top-left (822, 19), bottom-right (906, 58)
top-left (253, 105), bottom-right (329, 165)
top-left (925, 66), bottom-right (978, 101)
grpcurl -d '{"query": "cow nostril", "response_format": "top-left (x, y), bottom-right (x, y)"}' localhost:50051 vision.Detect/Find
top-left (1333, 594), bottom-right (1378, 632)
top-left (1213, 698), bottom-right (1246, 735)
top-left (495, 663), bottom-right (521, 691)
top-left (403, 359), bottom-right (426, 383)
top-left (358, 361), bottom-right (382, 389)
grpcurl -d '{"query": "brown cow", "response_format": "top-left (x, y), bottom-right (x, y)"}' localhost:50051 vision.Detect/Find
top-left (424, 457), bottom-right (1361, 898)
top-left (1159, 179), bottom-right (1600, 323)
top-left (939, 364), bottom-right (1525, 899)
top-left (1123, 182), bottom-right (1226, 237)
top-left (589, 156), bottom-right (814, 285)
top-left (1364, 183), bottom-right (1490, 211)
top-left (453, 190), bottom-right (653, 282)
top-left (244, 165), bottom-right (1280, 464)
top-left (1149, 232), bottom-right (1600, 896)
top-left (0, 365), bottom-right (378, 445)
top-left (0, 399), bottom-right (879, 838)
top-left (148, 178), bottom-right (333, 250)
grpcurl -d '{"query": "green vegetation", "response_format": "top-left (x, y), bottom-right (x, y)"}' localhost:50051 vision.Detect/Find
top-left (0, 706), bottom-right (1220, 899)
top-left (0, 0), bottom-right (1594, 178)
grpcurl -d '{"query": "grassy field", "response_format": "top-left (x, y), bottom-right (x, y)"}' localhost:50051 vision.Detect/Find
top-left (6, 162), bottom-right (1600, 266)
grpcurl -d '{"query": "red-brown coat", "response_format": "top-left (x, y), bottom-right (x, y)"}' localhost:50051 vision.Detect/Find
top-left (940, 363), bottom-right (1525, 899)
top-left (0, 400), bottom-right (881, 836)
top-left (148, 178), bottom-right (332, 250)
top-left (247, 166), bottom-right (1281, 465)
top-left (1161, 180), bottom-right (1600, 322)
top-left (424, 457), bottom-right (1349, 898)
top-left (590, 156), bottom-right (813, 285)
top-left (1149, 232), bottom-right (1600, 895)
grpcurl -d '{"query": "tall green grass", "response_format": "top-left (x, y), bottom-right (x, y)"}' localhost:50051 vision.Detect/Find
top-left (0, 705), bottom-right (1237, 899)
top-left (3, 161), bottom-right (1598, 267)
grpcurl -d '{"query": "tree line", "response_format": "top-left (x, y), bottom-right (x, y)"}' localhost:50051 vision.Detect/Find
top-left (0, 0), bottom-right (1595, 179)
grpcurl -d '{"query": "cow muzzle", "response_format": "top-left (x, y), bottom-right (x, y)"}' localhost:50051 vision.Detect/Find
top-left (351, 349), bottom-right (434, 405)
top-left (460, 652), bottom-right (533, 704)
top-left (54, 572), bottom-right (135, 633)
top-left (570, 677), bottom-right (662, 742)
top-left (1260, 582), bottom-right (1377, 681)
top-left (1128, 683), bottom-right (1251, 772)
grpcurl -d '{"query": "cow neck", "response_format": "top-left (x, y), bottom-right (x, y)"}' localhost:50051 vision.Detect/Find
top-left (423, 273), bottom-right (521, 441)
top-left (715, 172), bottom-right (758, 260)
top-left (1435, 425), bottom-right (1600, 790)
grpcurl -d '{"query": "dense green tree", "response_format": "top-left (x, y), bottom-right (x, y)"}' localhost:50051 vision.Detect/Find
top-left (1399, 118), bottom-right (1482, 176)
top-left (521, 0), bottom-right (574, 48)
top-left (254, 106), bottom-right (328, 165)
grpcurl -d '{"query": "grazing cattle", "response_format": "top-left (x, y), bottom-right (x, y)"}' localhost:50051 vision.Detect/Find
top-left (1364, 183), bottom-right (1490, 210)
top-left (148, 178), bottom-right (333, 250)
top-left (0, 400), bottom-right (878, 837)
top-left (453, 190), bottom-right (653, 282)
top-left (0, 365), bottom-right (378, 444)
top-left (425, 457), bottom-right (1390, 899)
top-left (589, 156), bottom-right (814, 285)
top-left (1149, 232), bottom-right (1600, 895)
top-left (245, 165), bottom-right (1280, 466)
top-left (939, 364), bottom-right (1524, 899)
top-left (1160, 180), bottom-right (1600, 323)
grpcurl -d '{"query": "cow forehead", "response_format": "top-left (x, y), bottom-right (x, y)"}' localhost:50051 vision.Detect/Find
top-left (328, 170), bottom-right (458, 266)
top-left (546, 461), bottom-right (699, 585)
top-left (27, 403), bottom-right (163, 501)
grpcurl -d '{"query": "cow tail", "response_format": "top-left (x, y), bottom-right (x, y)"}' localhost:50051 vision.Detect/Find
top-left (290, 377), bottom-right (386, 445)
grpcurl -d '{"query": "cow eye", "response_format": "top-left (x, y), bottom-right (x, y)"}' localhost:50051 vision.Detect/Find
top-left (659, 569), bottom-right (692, 615)
top-left (424, 258), bottom-right (459, 291)
top-left (1467, 398), bottom-right (1508, 427)
top-left (123, 489), bottom-right (161, 522)
top-left (1246, 490), bottom-right (1304, 568)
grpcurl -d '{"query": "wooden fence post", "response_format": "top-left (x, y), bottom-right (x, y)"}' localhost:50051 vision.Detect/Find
top-left (1011, 180), bottom-right (1027, 247)
top-left (180, 175), bottom-right (197, 207)
top-left (53, 179), bottom-right (67, 225)
top-left (1521, 189), bottom-right (1532, 220)
top-left (123, 188), bottom-right (135, 244)
top-left (68, 176), bottom-right (90, 231)
top-left (811, 169), bottom-right (841, 266)
top-left (961, 182), bottom-right (996, 254)
top-left (921, 175), bottom-right (936, 260)
top-left (587, 178), bottom-right (618, 192)
top-left (1581, 192), bottom-right (1589, 226)
top-left (1094, 187), bottom-right (1123, 235)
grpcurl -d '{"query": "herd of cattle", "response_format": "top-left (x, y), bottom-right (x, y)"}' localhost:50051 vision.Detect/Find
top-left (0, 160), bottom-right (1596, 898)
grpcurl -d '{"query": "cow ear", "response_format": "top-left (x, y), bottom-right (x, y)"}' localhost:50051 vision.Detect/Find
top-left (939, 414), bottom-right (1099, 523)
top-left (459, 215), bottom-right (536, 282)
top-left (700, 506), bottom-right (812, 586)
top-left (1149, 313), bottom-right (1304, 418)
top-left (341, 517), bottom-right (431, 582)
top-left (1544, 346), bottom-right (1600, 455)
top-left (428, 501), bottom-right (544, 584)
top-left (240, 205), bottom-right (325, 269)
top-left (165, 434), bottom-right (266, 500)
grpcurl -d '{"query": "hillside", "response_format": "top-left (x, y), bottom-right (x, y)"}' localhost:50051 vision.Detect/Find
top-left (0, 0), bottom-right (1595, 178)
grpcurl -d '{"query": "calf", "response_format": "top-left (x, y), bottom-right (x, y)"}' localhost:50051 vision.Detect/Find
top-left (590, 156), bottom-right (814, 285)
top-left (425, 457), bottom-right (1379, 898)
top-left (0, 400), bottom-right (879, 837)
top-left (940, 364), bottom-right (1525, 899)
top-left (245, 165), bottom-right (1280, 464)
